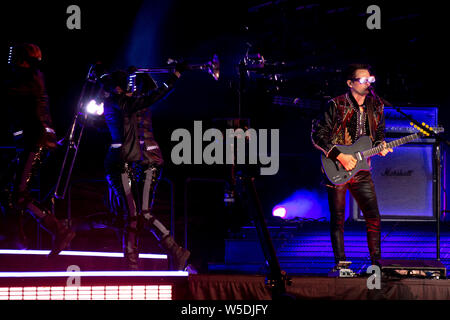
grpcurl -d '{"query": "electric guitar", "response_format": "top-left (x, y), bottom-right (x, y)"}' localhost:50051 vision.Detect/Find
top-left (321, 132), bottom-right (424, 185)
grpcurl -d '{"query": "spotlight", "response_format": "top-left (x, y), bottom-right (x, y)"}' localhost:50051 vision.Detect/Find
top-left (272, 189), bottom-right (329, 220)
top-left (272, 206), bottom-right (287, 219)
top-left (86, 99), bottom-right (104, 116)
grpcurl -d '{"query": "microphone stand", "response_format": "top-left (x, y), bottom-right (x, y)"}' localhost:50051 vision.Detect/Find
top-left (370, 87), bottom-right (449, 262)
top-left (53, 65), bottom-right (101, 228)
top-left (226, 55), bottom-right (292, 299)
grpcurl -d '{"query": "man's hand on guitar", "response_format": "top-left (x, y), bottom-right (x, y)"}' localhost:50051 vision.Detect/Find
top-left (336, 153), bottom-right (357, 171)
top-left (378, 141), bottom-right (393, 157)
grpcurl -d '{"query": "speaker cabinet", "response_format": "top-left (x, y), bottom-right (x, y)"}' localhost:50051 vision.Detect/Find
top-left (352, 142), bottom-right (439, 221)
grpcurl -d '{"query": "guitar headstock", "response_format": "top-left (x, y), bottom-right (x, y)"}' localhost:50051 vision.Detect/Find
top-left (410, 122), bottom-right (443, 137)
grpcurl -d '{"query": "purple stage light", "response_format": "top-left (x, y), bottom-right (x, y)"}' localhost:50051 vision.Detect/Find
top-left (272, 206), bottom-right (287, 218)
top-left (273, 189), bottom-right (330, 220)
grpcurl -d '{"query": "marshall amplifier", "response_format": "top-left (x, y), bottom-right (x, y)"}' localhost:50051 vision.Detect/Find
top-left (352, 142), bottom-right (439, 221)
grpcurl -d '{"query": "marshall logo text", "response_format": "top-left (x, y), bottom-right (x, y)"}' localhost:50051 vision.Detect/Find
top-left (381, 168), bottom-right (414, 177)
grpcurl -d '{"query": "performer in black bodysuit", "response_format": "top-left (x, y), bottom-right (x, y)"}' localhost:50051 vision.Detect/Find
top-left (102, 64), bottom-right (190, 270)
top-left (5, 43), bottom-right (75, 256)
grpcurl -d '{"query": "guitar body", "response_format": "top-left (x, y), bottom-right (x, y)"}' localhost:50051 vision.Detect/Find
top-left (320, 131), bottom-right (422, 185)
top-left (321, 136), bottom-right (373, 185)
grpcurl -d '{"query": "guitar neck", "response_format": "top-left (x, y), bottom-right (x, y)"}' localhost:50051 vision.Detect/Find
top-left (362, 133), bottom-right (421, 158)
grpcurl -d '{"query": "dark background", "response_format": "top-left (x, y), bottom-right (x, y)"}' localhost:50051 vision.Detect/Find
top-left (1, 1), bottom-right (449, 270)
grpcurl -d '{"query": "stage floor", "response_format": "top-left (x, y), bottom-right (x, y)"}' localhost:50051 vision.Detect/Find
top-left (1, 213), bottom-right (450, 300)
top-left (0, 249), bottom-right (449, 300)
top-left (210, 220), bottom-right (450, 277)
top-left (1, 270), bottom-right (449, 300)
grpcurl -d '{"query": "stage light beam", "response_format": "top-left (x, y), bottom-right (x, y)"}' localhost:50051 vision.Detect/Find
top-left (272, 189), bottom-right (330, 220)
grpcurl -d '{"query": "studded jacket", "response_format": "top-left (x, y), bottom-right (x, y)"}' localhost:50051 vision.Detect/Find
top-left (311, 92), bottom-right (385, 161)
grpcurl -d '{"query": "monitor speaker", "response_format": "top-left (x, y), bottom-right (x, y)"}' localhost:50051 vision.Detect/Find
top-left (378, 259), bottom-right (446, 279)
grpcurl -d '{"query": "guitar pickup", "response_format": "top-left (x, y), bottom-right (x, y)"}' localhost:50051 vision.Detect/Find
top-left (356, 152), bottom-right (362, 161)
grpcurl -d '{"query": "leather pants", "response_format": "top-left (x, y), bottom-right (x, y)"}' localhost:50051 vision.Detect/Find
top-left (13, 146), bottom-right (49, 219)
top-left (12, 145), bottom-right (75, 255)
top-left (105, 151), bottom-right (167, 268)
top-left (327, 170), bottom-right (381, 264)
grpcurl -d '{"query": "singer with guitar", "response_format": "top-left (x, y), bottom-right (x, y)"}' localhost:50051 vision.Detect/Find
top-left (311, 63), bottom-right (392, 272)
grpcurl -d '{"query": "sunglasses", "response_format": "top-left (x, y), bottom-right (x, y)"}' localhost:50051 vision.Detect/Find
top-left (353, 76), bottom-right (376, 84)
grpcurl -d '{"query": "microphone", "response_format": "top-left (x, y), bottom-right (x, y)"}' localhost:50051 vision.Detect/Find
top-left (367, 85), bottom-right (392, 107)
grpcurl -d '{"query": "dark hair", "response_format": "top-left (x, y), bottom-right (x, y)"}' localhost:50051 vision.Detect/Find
top-left (345, 63), bottom-right (372, 81)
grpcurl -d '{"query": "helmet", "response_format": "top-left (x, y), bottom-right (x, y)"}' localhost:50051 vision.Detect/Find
top-left (13, 43), bottom-right (42, 67)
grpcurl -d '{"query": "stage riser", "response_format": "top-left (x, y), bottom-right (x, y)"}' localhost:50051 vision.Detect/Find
top-left (218, 225), bottom-right (450, 276)
top-left (187, 275), bottom-right (450, 300)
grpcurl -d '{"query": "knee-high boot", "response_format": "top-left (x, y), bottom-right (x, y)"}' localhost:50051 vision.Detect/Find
top-left (42, 217), bottom-right (76, 257)
top-left (159, 234), bottom-right (191, 271)
top-left (118, 169), bottom-right (141, 270)
top-left (330, 211), bottom-right (346, 263)
top-left (15, 148), bottom-right (75, 257)
top-left (34, 205), bottom-right (75, 257)
top-left (366, 218), bottom-right (381, 264)
top-left (142, 214), bottom-right (190, 271)
top-left (123, 224), bottom-right (139, 270)
top-left (139, 166), bottom-right (190, 270)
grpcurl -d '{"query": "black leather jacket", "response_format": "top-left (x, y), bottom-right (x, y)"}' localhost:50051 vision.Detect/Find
top-left (103, 73), bottom-right (178, 166)
top-left (311, 92), bottom-right (385, 161)
top-left (5, 66), bottom-right (55, 148)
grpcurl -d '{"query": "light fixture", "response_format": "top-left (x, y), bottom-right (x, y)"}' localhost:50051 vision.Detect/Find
top-left (85, 99), bottom-right (104, 116)
top-left (272, 206), bottom-right (287, 218)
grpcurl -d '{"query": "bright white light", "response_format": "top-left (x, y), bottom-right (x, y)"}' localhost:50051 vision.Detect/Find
top-left (272, 206), bottom-right (287, 218)
top-left (86, 99), bottom-right (104, 115)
